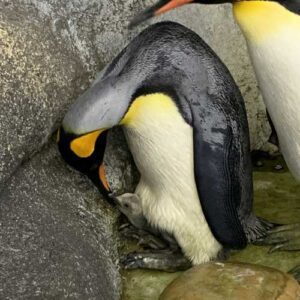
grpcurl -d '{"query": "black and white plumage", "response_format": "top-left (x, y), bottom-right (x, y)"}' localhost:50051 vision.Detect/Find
top-left (58, 22), bottom-right (273, 265)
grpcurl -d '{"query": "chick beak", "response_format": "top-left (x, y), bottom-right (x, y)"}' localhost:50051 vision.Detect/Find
top-left (129, 0), bottom-right (194, 28)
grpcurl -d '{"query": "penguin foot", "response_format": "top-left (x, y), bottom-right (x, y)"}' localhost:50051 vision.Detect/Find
top-left (120, 250), bottom-right (192, 272)
top-left (246, 216), bottom-right (276, 244)
top-left (119, 225), bottom-right (169, 250)
top-left (288, 265), bottom-right (300, 283)
top-left (137, 234), bottom-right (169, 250)
top-left (255, 223), bottom-right (300, 252)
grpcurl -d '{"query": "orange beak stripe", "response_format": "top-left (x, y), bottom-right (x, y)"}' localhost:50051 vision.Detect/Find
top-left (155, 0), bottom-right (194, 15)
top-left (70, 130), bottom-right (104, 158)
top-left (99, 163), bottom-right (110, 191)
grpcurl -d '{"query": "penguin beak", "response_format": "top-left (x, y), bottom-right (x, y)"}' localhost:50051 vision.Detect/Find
top-left (57, 127), bottom-right (111, 193)
top-left (129, 0), bottom-right (237, 28)
top-left (129, 0), bottom-right (194, 28)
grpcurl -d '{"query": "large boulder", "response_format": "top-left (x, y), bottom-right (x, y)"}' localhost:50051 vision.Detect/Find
top-left (160, 262), bottom-right (300, 300)
top-left (0, 0), bottom-right (153, 187)
top-left (0, 142), bottom-right (121, 299)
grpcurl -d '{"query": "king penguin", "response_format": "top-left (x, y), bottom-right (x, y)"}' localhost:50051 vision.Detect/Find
top-left (58, 22), bottom-right (274, 266)
top-left (130, 0), bottom-right (300, 181)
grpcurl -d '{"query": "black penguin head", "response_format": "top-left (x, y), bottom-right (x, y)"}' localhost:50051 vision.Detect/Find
top-left (57, 126), bottom-right (111, 196)
top-left (57, 73), bottom-right (136, 197)
top-left (129, 0), bottom-right (229, 28)
top-left (129, 0), bottom-right (300, 28)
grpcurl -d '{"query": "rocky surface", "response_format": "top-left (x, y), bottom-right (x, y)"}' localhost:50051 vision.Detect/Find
top-left (160, 262), bottom-right (300, 300)
top-left (0, 142), bottom-right (121, 299)
top-left (0, 0), bottom-right (152, 189)
top-left (0, 1), bottom-right (147, 298)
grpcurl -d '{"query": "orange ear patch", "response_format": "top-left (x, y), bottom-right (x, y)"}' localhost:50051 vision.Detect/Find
top-left (99, 163), bottom-right (110, 191)
top-left (70, 130), bottom-right (103, 158)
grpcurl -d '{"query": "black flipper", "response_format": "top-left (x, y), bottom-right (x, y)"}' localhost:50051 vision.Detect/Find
top-left (191, 100), bottom-right (247, 249)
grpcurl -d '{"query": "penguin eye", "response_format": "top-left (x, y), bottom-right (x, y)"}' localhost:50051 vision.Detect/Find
top-left (124, 203), bottom-right (130, 208)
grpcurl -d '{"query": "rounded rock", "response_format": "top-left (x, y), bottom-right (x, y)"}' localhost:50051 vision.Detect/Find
top-left (160, 262), bottom-right (300, 300)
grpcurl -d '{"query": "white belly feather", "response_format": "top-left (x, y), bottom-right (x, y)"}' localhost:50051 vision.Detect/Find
top-left (121, 94), bottom-right (221, 264)
top-left (233, 2), bottom-right (300, 181)
top-left (247, 29), bottom-right (300, 181)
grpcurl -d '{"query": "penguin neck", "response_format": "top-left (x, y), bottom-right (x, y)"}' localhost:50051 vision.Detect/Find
top-left (233, 1), bottom-right (300, 43)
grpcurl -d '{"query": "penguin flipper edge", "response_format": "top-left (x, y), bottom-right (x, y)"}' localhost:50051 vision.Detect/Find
top-left (192, 111), bottom-right (247, 249)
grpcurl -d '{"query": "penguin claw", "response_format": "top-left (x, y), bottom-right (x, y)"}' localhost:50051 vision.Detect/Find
top-left (268, 243), bottom-right (286, 253)
top-left (268, 223), bottom-right (300, 234)
top-left (137, 235), bottom-right (168, 250)
top-left (121, 252), bottom-right (146, 269)
top-left (119, 222), bottom-right (131, 230)
top-left (288, 265), bottom-right (300, 283)
top-left (119, 225), bottom-right (142, 240)
top-left (259, 223), bottom-right (300, 252)
top-left (119, 225), bottom-right (169, 250)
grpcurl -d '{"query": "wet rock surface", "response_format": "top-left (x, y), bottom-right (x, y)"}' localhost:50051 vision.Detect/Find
top-left (160, 262), bottom-right (300, 300)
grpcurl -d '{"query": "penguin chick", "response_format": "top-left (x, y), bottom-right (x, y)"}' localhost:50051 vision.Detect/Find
top-left (112, 193), bottom-right (178, 249)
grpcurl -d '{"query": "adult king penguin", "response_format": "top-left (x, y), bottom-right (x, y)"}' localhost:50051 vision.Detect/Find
top-left (130, 0), bottom-right (300, 276)
top-left (130, 0), bottom-right (300, 181)
top-left (58, 22), bottom-right (274, 267)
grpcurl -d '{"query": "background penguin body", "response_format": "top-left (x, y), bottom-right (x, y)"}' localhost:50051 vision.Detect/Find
top-left (233, 1), bottom-right (300, 181)
top-left (59, 22), bottom-right (271, 265)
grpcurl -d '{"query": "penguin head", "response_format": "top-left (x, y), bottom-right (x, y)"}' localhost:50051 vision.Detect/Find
top-left (129, 0), bottom-right (299, 28)
top-left (57, 76), bottom-right (134, 196)
top-left (111, 193), bottom-right (143, 218)
top-left (129, 0), bottom-right (228, 27)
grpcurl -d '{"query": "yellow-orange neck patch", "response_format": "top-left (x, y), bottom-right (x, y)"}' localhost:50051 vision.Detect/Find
top-left (120, 93), bottom-right (177, 126)
top-left (70, 130), bottom-right (103, 158)
top-left (233, 1), bottom-right (300, 42)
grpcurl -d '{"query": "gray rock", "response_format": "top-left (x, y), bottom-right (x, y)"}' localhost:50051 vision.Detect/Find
top-left (0, 2), bottom-right (88, 186)
top-left (0, 142), bottom-right (121, 299)
top-left (0, 0), bottom-right (152, 188)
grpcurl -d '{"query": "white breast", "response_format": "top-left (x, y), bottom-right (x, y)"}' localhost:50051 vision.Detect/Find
top-left (246, 28), bottom-right (300, 180)
top-left (122, 94), bottom-right (221, 264)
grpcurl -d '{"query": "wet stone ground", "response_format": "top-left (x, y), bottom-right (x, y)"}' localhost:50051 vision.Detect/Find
top-left (120, 156), bottom-right (300, 300)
